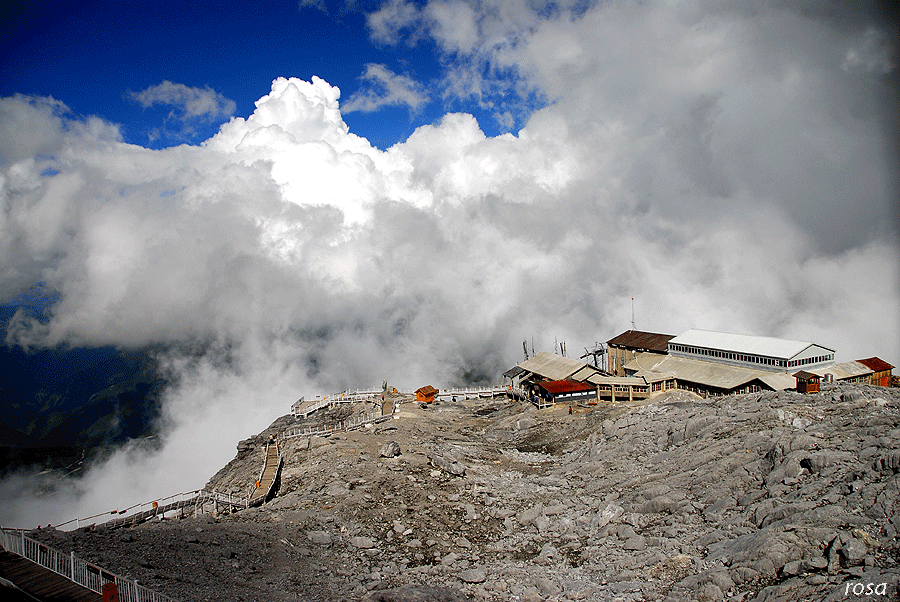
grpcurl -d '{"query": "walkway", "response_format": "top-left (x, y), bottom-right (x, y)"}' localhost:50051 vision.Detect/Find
top-left (249, 441), bottom-right (282, 507)
top-left (0, 549), bottom-right (100, 602)
top-left (98, 490), bottom-right (248, 530)
top-left (53, 489), bottom-right (249, 532)
top-left (293, 385), bottom-right (525, 418)
top-left (436, 385), bottom-right (527, 401)
top-left (0, 528), bottom-right (174, 602)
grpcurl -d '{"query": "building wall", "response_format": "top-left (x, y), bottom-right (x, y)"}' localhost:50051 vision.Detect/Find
top-left (789, 345), bottom-right (835, 369)
top-left (796, 378), bottom-right (820, 394)
top-left (673, 379), bottom-right (763, 398)
top-left (609, 346), bottom-right (664, 377)
top-left (608, 346), bottom-right (636, 377)
top-left (667, 343), bottom-right (834, 373)
top-left (554, 390), bottom-right (598, 405)
top-left (871, 370), bottom-right (891, 387)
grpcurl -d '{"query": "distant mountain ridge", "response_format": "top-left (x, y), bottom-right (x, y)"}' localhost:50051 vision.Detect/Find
top-left (0, 306), bottom-right (169, 475)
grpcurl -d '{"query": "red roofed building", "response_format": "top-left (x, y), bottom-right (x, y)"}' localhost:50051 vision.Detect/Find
top-left (535, 380), bottom-right (597, 406)
top-left (856, 357), bottom-right (894, 387)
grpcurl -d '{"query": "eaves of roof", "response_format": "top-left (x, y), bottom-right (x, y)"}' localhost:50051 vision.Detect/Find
top-left (607, 330), bottom-right (674, 353)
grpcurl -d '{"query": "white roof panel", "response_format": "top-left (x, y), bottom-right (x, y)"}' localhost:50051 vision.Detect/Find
top-left (570, 365), bottom-right (602, 382)
top-left (756, 372), bottom-right (796, 391)
top-left (669, 329), bottom-right (834, 360)
top-left (811, 361), bottom-right (872, 380)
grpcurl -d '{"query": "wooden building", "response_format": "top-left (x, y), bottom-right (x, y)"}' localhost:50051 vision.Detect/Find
top-left (415, 385), bottom-right (438, 403)
top-left (856, 357), bottom-right (894, 387)
top-left (607, 330), bottom-right (674, 376)
top-left (624, 352), bottom-right (792, 398)
top-left (585, 375), bottom-right (652, 403)
top-left (793, 370), bottom-right (820, 394)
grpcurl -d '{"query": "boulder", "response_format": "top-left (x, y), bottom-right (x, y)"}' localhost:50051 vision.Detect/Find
top-left (458, 568), bottom-right (486, 583)
top-left (306, 531), bottom-right (332, 546)
top-left (380, 442), bottom-right (401, 458)
top-left (839, 537), bottom-right (867, 567)
top-left (430, 454), bottom-right (466, 476)
top-left (349, 536), bottom-right (376, 549)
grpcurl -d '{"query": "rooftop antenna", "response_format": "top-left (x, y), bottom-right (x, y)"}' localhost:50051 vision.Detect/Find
top-left (523, 340), bottom-right (529, 361)
top-left (631, 297), bottom-right (636, 331)
top-left (581, 342), bottom-right (608, 372)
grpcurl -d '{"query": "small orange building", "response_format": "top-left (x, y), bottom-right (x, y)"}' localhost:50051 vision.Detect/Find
top-left (415, 385), bottom-right (438, 403)
top-left (793, 370), bottom-right (820, 394)
top-left (856, 357), bottom-right (894, 387)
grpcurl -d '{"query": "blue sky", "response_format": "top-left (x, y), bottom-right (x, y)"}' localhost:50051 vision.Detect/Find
top-left (0, 0), bottom-right (532, 149)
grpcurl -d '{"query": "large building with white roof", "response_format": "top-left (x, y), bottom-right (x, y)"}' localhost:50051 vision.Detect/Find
top-left (667, 329), bottom-right (835, 373)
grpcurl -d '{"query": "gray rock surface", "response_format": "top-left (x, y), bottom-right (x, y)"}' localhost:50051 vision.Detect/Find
top-left (27, 383), bottom-right (900, 601)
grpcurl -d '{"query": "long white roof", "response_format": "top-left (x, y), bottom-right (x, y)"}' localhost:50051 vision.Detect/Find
top-left (669, 329), bottom-right (834, 360)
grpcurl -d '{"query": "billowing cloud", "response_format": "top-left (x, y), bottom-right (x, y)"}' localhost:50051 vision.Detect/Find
top-left (0, 0), bottom-right (897, 527)
top-left (342, 64), bottom-right (429, 114)
top-left (129, 80), bottom-right (237, 121)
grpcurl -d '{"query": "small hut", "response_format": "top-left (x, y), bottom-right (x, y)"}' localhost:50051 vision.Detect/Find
top-left (415, 385), bottom-right (438, 403)
top-left (793, 370), bottom-right (820, 394)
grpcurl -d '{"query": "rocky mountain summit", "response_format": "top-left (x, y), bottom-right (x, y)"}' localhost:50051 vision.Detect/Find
top-left (30, 383), bottom-right (899, 601)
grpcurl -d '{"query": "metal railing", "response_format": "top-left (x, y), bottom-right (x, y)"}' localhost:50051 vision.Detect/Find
top-left (436, 385), bottom-right (526, 400)
top-left (52, 489), bottom-right (249, 532)
top-left (282, 409), bottom-right (394, 440)
top-left (293, 387), bottom-right (392, 417)
top-left (0, 527), bottom-right (176, 602)
top-left (323, 388), bottom-right (383, 403)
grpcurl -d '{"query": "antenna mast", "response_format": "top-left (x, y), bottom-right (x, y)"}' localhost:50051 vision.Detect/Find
top-left (581, 342), bottom-right (609, 372)
top-left (631, 297), bottom-right (636, 331)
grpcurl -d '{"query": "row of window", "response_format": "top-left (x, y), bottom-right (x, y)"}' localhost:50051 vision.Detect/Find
top-left (668, 344), bottom-right (834, 369)
top-left (789, 354), bottom-right (832, 368)
top-left (669, 344), bottom-right (784, 366)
